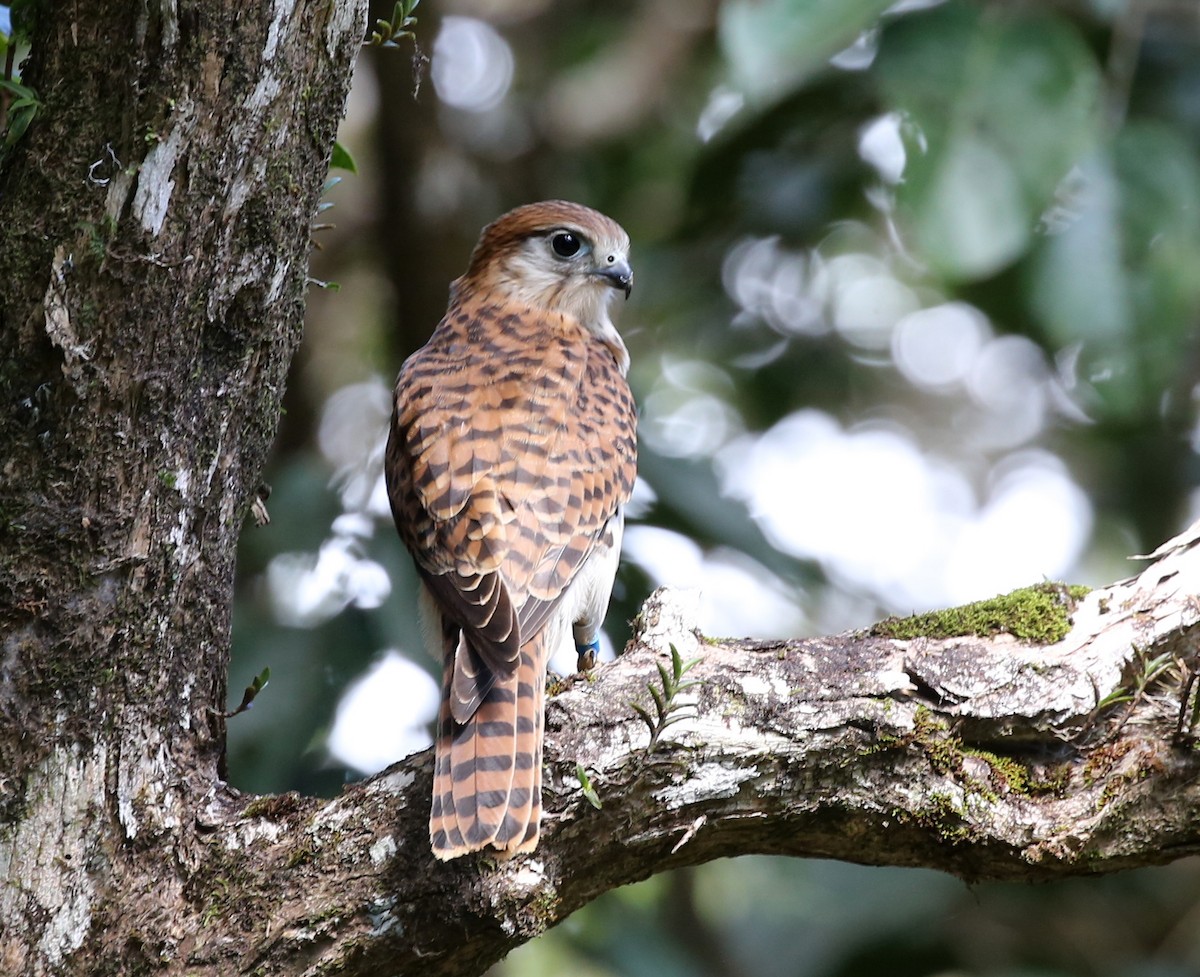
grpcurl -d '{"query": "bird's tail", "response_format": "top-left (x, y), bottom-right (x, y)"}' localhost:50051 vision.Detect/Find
top-left (430, 629), bottom-right (546, 860)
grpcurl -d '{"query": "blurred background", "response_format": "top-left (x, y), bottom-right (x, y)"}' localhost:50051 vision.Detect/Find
top-left (226, 1), bottom-right (1200, 974)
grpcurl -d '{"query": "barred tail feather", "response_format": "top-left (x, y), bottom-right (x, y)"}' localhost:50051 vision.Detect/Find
top-left (429, 665), bottom-right (461, 856)
top-left (430, 630), bottom-right (547, 859)
top-left (492, 637), bottom-right (545, 852)
top-left (510, 661), bottom-right (545, 854)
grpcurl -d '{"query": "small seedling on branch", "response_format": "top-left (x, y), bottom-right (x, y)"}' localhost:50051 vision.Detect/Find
top-left (367, 0), bottom-right (420, 47)
top-left (575, 763), bottom-right (602, 810)
top-left (1087, 645), bottom-right (1174, 740)
top-left (220, 667), bottom-right (271, 719)
top-left (631, 644), bottom-right (701, 750)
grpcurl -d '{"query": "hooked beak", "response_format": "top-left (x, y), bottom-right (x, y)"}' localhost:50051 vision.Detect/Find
top-left (595, 257), bottom-right (633, 300)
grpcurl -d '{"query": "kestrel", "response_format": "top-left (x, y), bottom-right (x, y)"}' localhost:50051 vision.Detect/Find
top-left (385, 201), bottom-right (637, 860)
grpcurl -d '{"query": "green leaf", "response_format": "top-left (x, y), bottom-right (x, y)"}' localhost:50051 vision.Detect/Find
top-left (648, 684), bottom-right (667, 719)
top-left (225, 666), bottom-right (271, 719)
top-left (3, 105), bottom-right (35, 150)
top-left (0, 79), bottom-right (37, 100)
top-left (1, 78), bottom-right (41, 153)
top-left (630, 701), bottom-right (655, 733)
top-left (575, 763), bottom-right (602, 810)
top-left (367, 0), bottom-right (420, 47)
top-left (658, 713), bottom-right (695, 734)
top-left (330, 141), bottom-right (357, 174)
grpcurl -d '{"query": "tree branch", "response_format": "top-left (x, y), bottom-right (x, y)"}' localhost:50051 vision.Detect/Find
top-left (197, 523), bottom-right (1200, 977)
top-left (5, 6), bottom-right (1199, 973)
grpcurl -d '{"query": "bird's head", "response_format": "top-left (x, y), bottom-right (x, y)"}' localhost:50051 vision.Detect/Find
top-left (458, 200), bottom-right (633, 336)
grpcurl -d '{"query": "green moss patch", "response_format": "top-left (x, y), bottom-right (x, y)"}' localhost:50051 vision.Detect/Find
top-left (870, 583), bottom-right (1090, 644)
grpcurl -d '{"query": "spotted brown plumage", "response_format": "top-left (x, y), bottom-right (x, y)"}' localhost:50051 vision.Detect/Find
top-left (385, 201), bottom-right (637, 859)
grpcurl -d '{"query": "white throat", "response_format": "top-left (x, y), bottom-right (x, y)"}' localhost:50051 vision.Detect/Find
top-left (498, 252), bottom-right (630, 375)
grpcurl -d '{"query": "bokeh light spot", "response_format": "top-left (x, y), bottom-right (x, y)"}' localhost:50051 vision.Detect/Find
top-left (327, 651), bottom-right (440, 774)
top-left (432, 16), bottom-right (514, 112)
top-left (892, 302), bottom-right (990, 391)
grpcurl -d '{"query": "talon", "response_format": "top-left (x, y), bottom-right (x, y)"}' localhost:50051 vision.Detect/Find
top-left (576, 638), bottom-right (600, 673)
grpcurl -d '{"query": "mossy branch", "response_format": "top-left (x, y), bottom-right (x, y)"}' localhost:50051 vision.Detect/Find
top-left (871, 582), bottom-right (1090, 643)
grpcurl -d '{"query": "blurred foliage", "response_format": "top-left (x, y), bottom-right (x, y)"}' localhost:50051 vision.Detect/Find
top-left (227, 0), bottom-right (1200, 974)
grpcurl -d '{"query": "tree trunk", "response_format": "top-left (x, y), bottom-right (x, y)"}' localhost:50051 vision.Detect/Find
top-left (4, 4), bottom-right (1200, 977)
top-left (0, 1), bottom-right (365, 972)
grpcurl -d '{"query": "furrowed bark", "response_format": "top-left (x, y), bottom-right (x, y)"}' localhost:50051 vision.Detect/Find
top-left (0, 2), bottom-right (365, 972)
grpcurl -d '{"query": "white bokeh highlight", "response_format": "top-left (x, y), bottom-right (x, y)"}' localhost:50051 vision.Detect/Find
top-left (267, 381), bottom-right (394, 628)
top-left (892, 302), bottom-right (989, 391)
top-left (432, 17), bottom-right (514, 112)
top-left (723, 236), bottom-right (828, 337)
top-left (642, 359), bottom-right (744, 459)
top-left (697, 85), bottom-right (746, 143)
top-left (717, 411), bottom-right (1092, 612)
top-left (624, 525), bottom-right (806, 637)
top-left (327, 652), bottom-right (440, 775)
top-left (267, 535), bottom-right (391, 628)
top-left (858, 112), bottom-right (907, 185)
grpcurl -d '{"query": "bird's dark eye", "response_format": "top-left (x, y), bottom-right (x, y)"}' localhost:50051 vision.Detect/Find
top-left (550, 231), bottom-right (582, 258)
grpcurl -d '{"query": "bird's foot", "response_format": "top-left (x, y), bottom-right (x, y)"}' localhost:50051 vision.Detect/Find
top-left (575, 638), bottom-right (600, 673)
